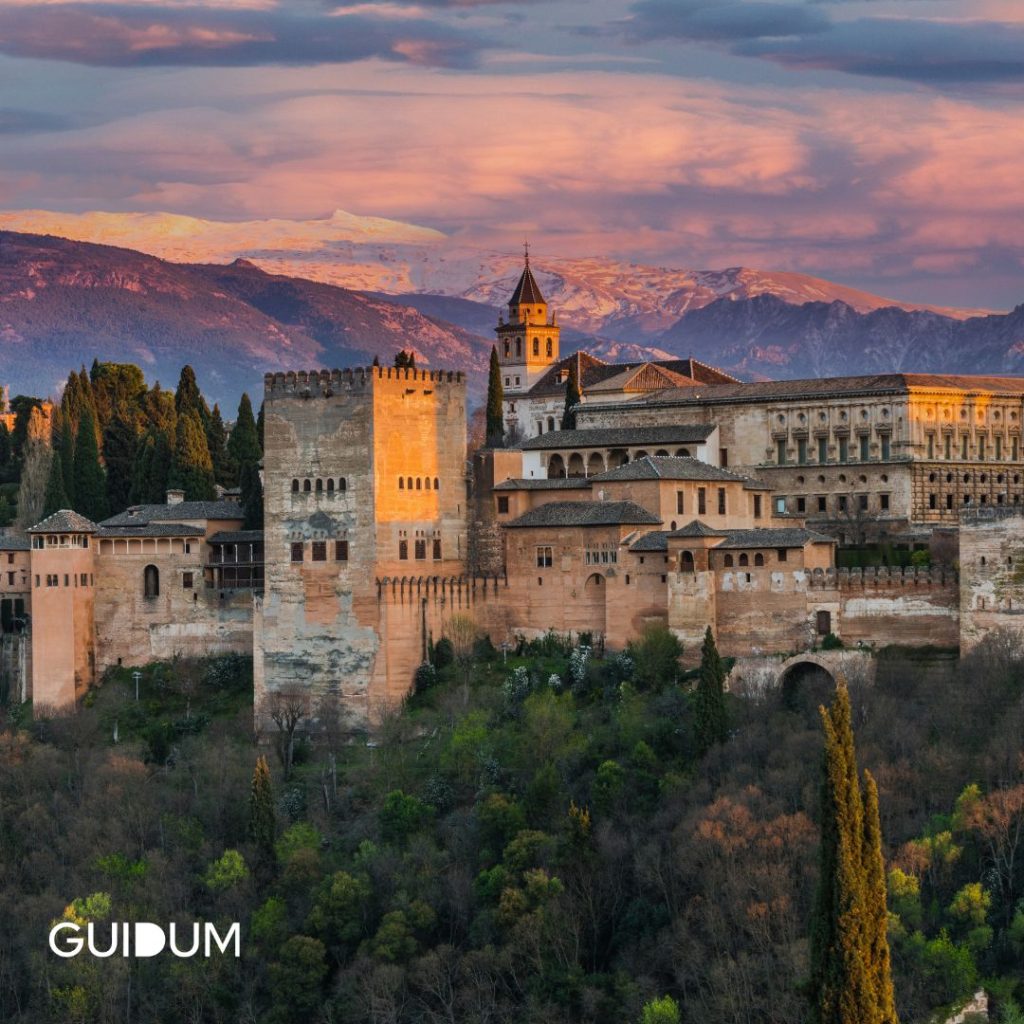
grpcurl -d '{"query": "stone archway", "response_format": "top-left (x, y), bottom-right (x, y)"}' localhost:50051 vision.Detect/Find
top-left (548, 453), bottom-right (566, 478)
top-left (567, 452), bottom-right (586, 477)
top-left (581, 572), bottom-right (607, 635)
top-left (587, 452), bottom-right (606, 476)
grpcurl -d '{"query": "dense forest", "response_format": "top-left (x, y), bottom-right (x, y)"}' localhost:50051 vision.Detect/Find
top-left (0, 360), bottom-right (263, 530)
top-left (0, 627), bottom-right (1022, 1023)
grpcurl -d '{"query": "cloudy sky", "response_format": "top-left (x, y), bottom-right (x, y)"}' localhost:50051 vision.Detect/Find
top-left (1, 0), bottom-right (1023, 308)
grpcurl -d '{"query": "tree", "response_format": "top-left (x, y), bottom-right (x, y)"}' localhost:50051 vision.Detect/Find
top-left (174, 365), bottom-right (209, 426)
top-left (640, 996), bottom-right (681, 1024)
top-left (169, 410), bottom-right (215, 501)
top-left (15, 438), bottom-right (51, 529)
top-left (809, 681), bottom-right (898, 1024)
top-left (226, 393), bottom-right (260, 488)
top-left (241, 461), bottom-right (263, 529)
top-left (693, 626), bottom-right (728, 753)
top-left (0, 421), bottom-right (12, 484)
top-left (72, 407), bottom-right (108, 522)
top-left (42, 450), bottom-right (70, 517)
top-left (486, 345), bottom-right (505, 447)
top-left (102, 411), bottom-right (138, 515)
top-left (206, 404), bottom-right (229, 486)
top-left (52, 407), bottom-right (76, 506)
top-left (394, 349), bottom-right (417, 371)
top-left (249, 755), bottom-right (277, 878)
top-left (561, 357), bottom-right (581, 430)
top-left (267, 690), bottom-right (309, 778)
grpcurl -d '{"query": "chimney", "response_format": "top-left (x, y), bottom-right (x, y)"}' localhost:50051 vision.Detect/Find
top-left (166, 489), bottom-right (185, 505)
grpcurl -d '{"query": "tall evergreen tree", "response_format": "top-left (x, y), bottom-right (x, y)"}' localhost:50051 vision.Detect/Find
top-left (226, 393), bottom-right (260, 488)
top-left (256, 401), bottom-right (264, 453)
top-left (103, 411), bottom-right (139, 514)
top-left (72, 406), bottom-right (108, 522)
top-left (169, 410), bottom-right (216, 501)
top-left (42, 450), bottom-right (70, 517)
top-left (693, 626), bottom-right (728, 753)
top-left (810, 682), bottom-right (898, 1024)
top-left (486, 346), bottom-right (505, 447)
top-left (175, 365), bottom-right (209, 427)
top-left (562, 358), bottom-right (581, 430)
top-left (0, 422), bottom-right (12, 483)
top-left (241, 461), bottom-right (263, 529)
top-left (249, 755), bottom-right (277, 880)
top-left (53, 408), bottom-right (76, 506)
top-left (206, 404), bottom-right (229, 486)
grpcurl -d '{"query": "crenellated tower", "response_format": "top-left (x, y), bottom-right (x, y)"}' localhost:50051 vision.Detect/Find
top-left (495, 246), bottom-right (560, 396)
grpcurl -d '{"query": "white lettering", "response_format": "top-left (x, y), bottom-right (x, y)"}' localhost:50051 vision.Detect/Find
top-left (169, 923), bottom-right (200, 958)
top-left (49, 922), bottom-right (83, 958)
top-left (86, 923), bottom-right (118, 958)
top-left (204, 922), bottom-right (241, 958)
top-left (134, 923), bottom-right (166, 958)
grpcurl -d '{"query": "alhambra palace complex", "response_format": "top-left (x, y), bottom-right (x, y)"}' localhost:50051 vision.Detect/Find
top-left (4, 256), bottom-right (1024, 720)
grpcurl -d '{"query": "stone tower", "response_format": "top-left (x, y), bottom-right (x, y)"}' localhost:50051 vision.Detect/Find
top-left (27, 510), bottom-right (97, 709)
top-left (495, 247), bottom-right (560, 397)
top-left (256, 366), bottom-right (468, 725)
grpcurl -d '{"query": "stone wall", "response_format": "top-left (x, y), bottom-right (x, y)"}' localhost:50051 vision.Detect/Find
top-left (959, 507), bottom-right (1024, 651)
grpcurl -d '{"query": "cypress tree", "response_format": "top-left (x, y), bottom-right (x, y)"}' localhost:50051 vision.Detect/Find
top-left (486, 345), bottom-right (505, 447)
top-left (241, 461), bottom-right (263, 530)
top-left (207, 403), bottom-right (229, 486)
top-left (256, 401), bottom-right (264, 453)
top-left (72, 406), bottom-right (108, 521)
top-left (175, 365), bottom-right (209, 427)
top-left (562, 358), bottom-right (581, 430)
top-left (809, 681), bottom-right (896, 1024)
top-left (0, 422), bottom-right (11, 483)
top-left (42, 450), bottom-right (70, 517)
top-left (50, 408), bottom-right (76, 505)
top-left (693, 626), bottom-right (728, 753)
top-left (169, 410), bottom-right (215, 501)
top-left (103, 411), bottom-right (138, 515)
top-left (226, 393), bottom-right (260, 488)
top-left (249, 755), bottom-right (277, 879)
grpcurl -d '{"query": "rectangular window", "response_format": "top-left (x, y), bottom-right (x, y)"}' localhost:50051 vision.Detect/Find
top-left (818, 437), bottom-right (828, 463)
top-left (753, 494), bottom-right (762, 519)
top-left (698, 488), bottom-right (706, 515)
top-left (797, 438), bottom-right (808, 464)
top-left (777, 548), bottom-right (788, 562)
top-left (929, 493), bottom-right (937, 510)
top-left (433, 539), bottom-right (442, 560)
top-left (290, 542), bottom-right (304, 562)
top-left (776, 439), bottom-right (787, 465)
top-left (858, 494), bottom-right (869, 512)
top-left (927, 434), bottom-right (935, 459)
top-left (312, 541), bottom-right (327, 562)
top-left (880, 494), bottom-right (890, 511)
top-left (5, 554), bottom-right (11, 564)
top-left (497, 496), bottom-right (509, 514)
top-left (717, 488), bottom-right (726, 515)
top-left (838, 437), bottom-right (849, 463)
top-left (63, 574), bottom-right (68, 587)
top-left (335, 540), bottom-right (349, 561)
top-left (961, 435), bottom-right (969, 459)
top-left (796, 497), bottom-right (806, 513)
top-left (816, 610), bottom-right (831, 636)
top-left (399, 540), bottom-right (408, 560)
top-left (817, 496), bottom-right (827, 513)
top-left (1014, 437), bottom-right (1020, 461)
top-left (996, 436), bottom-right (1003, 460)
top-left (945, 434), bottom-right (952, 459)
top-left (414, 539), bottom-right (427, 560)
top-left (536, 546), bottom-right (553, 568)
top-left (676, 490), bottom-right (684, 515)
top-left (34, 575), bottom-right (39, 588)
top-left (6, 572), bottom-right (12, 585)
top-left (80, 573), bottom-right (87, 587)
top-left (946, 494), bottom-right (953, 510)
top-left (837, 495), bottom-right (848, 512)
top-left (978, 436), bottom-right (987, 460)
top-left (860, 435), bottom-right (870, 461)
top-left (182, 572), bottom-right (194, 589)
top-left (881, 434), bottom-right (890, 460)
top-left (775, 496), bottom-right (787, 514)
top-left (719, 447), bottom-right (729, 467)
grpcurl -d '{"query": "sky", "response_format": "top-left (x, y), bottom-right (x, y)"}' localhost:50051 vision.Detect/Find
top-left (1, 0), bottom-right (1023, 309)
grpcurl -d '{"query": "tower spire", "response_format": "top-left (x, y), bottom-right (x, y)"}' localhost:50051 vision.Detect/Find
top-left (523, 239), bottom-right (530, 266)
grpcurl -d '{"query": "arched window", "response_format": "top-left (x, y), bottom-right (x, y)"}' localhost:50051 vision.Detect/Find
top-left (315, 478), bottom-right (323, 492)
top-left (675, 448), bottom-right (690, 457)
top-left (546, 338), bottom-right (552, 357)
top-left (399, 478), bottom-right (404, 489)
top-left (407, 477), bottom-right (413, 490)
top-left (303, 479), bottom-right (311, 492)
top-left (739, 553), bottom-right (749, 567)
top-left (416, 478), bottom-right (422, 490)
top-left (504, 341), bottom-right (510, 357)
top-left (291, 479), bottom-right (299, 493)
top-left (340, 478), bottom-right (347, 492)
top-left (144, 564), bottom-right (160, 599)
top-left (533, 337), bottom-right (539, 356)
top-left (724, 554), bottom-right (734, 567)
top-left (754, 552), bottom-right (765, 566)
top-left (547, 417), bottom-right (555, 431)
top-left (433, 477), bottom-right (439, 490)
top-left (679, 550), bottom-right (695, 572)
top-left (327, 478), bottom-right (334, 493)
top-left (424, 478), bottom-right (431, 490)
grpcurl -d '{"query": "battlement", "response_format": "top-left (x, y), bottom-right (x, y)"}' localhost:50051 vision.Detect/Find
top-left (811, 565), bottom-right (957, 589)
top-left (264, 366), bottom-right (465, 399)
top-left (960, 505), bottom-right (1024, 525)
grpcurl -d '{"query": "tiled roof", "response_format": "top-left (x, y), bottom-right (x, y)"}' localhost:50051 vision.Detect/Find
top-left (585, 363), bottom-right (700, 394)
top-left (615, 373), bottom-right (1024, 410)
top-left (493, 477), bottom-right (593, 491)
top-left (668, 520), bottom-right (725, 538)
top-left (95, 523), bottom-right (206, 539)
top-left (209, 530), bottom-right (264, 544)
top-left (519, 425), bottom-right (715, 451)
top-left (504, 500), bottom-right (662, 529)
top-left (509, 259), bottom-right (546, 306)
top-left (714, 527), bottom-right (836, 549)
top-left (592, 455), bottom-right (746, 483)
top-left (28, 509), bottom-right (97, 534)
top-left (0, 533), bottom-right (30, 551)
top-left (525, 352), bottom-right (615, 399)
top-left (101, 500), bottom-right (244, 527)
top-left (628, 530), bottom-right (671, 552)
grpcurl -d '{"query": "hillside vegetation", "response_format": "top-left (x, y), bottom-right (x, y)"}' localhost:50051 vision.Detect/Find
top-left (0, 632), bottom-right (1022, 1023)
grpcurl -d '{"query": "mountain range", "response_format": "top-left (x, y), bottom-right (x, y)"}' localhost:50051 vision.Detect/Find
top-left (1, 210), bottom-right (1023, 407)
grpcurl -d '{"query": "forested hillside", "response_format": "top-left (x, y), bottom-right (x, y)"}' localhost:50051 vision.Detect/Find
top-left (0, 630), bottom-right (1022, 1023)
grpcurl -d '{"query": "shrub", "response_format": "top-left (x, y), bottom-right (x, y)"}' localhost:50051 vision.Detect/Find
top-left (432, 637), bottom-right (455, 670)
top-left (414, 662), bottom-right (437, 694)
top-left (820, 632), bottom-right (844, 650)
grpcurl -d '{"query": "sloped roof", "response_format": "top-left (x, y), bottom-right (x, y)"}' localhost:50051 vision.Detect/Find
top-left (586, 363), bottom-right (700, 394)
top-left (592, 455), bottom-right (746, 483)
top-left (101, 500), bottom-right (244, 527)
top-left (493, 477), bottom-right (593, 491)
top-left (713, 527), bottom-right (836, 549)
top-left (519, 425), bottom-right (715, 451)
top-left (95, 523), bottom-right (206, 539)
top-left (28, 509), bottom-right (97, 534)
top-left (509, 260), bottom-right (546, 306)
top-left (504, 500), bottom-right (662, 529)
top-left (209, 530), bottom-right (264, 544)
top-left (628, 530), bottom-right (671, 552)
top-left (0, 533), bottom-right (30, 551)
top-left (525, 351), bottom-right (614, 399)
top-left (668, 520), bottom-right (725, 538)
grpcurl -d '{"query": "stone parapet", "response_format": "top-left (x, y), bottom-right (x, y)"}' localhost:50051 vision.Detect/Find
top-left (264, 367), bottom-right (464, 398)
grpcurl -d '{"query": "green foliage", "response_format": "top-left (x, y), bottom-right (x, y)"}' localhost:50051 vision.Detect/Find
top-left (693, 626), bottom-right (728, 754)
top-left (226, 392), bottom-right (260, 485)
top-left (627, 622), bottom-right (683, 690)
top-left (821, 632), bottom-right (844, 651)
top-left (379, 789), bottom-right (433, 845)
top-left (102, 410), bottom-right (138, 514)
top-left (486, 345), bottom-right (504, 446)
top-left (174, 365), bottom-right (208, 425)
top-left (205, 403), bottom-right (229, 485)
top-left (394, 349), bottom-right (417, 370)
top-left (169, 409), bottom-right (215, 500)
top-left (267, 935), bottom-right (327, 1023)
top-left (72, 406), bottom-right (108, 521)
top-left (432, 636), bottom-right (455, 669)
top-left (307, 870), bottom-right (371, 949)
top-left (561, 357), bottom-right (581, 429)
top-left (641, 995), bottom-right (682, 1024)
top-left (204, 848), bottom-right (249, 891)
top-left (240, 459), bottom-right (263, 529)
top-left (275, 821), bottom-right (321, 864)
top-left (42, 449), bottom-right (69, 517)
top-left (249, 755), bottom-right (276, 877)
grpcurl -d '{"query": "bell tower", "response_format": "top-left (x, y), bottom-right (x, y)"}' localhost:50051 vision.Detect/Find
top-left (495, 244), bottom-right (560, 396)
